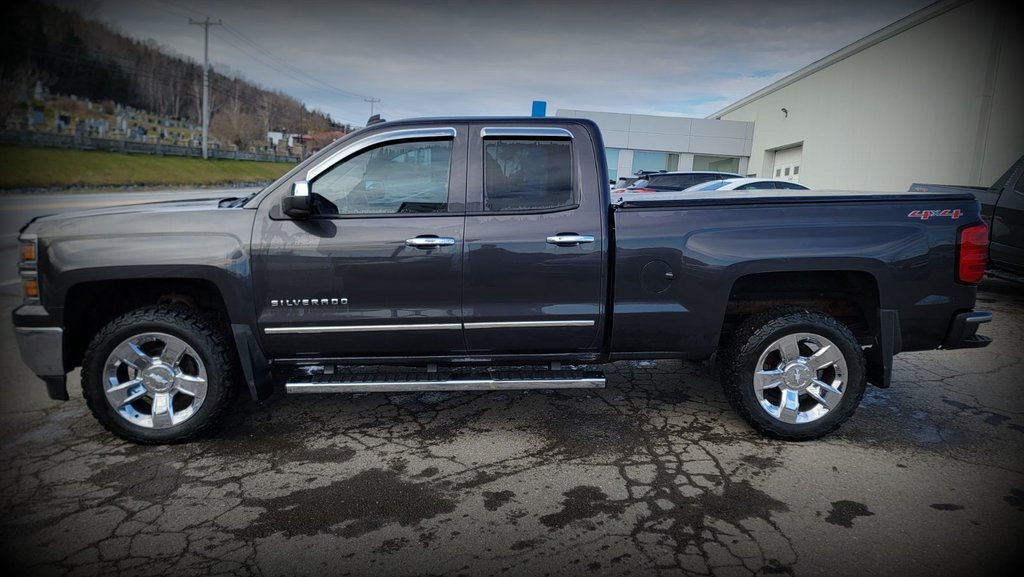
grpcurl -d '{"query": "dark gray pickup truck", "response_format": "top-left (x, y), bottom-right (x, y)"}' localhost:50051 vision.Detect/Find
top-left (14, 117), bottom-right (993, 444)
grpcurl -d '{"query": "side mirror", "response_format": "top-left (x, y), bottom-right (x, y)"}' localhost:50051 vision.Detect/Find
top-left (282, 195), bottom-right (313, 219)
top-left (282, 180), bottom-right (312, 218)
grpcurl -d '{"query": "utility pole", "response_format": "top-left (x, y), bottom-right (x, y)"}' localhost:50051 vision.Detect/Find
top-left (364, 97), bottom-right (381, 118)
top-left (190, 17), bottom-right (222, 159)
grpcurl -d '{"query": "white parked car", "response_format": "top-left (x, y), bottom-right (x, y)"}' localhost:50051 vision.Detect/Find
top-left (683, 178), bottom-right (809, 191)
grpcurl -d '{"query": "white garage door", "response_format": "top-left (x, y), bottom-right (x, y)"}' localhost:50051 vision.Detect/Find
top-left (773, 146), bottom-right (803, 182)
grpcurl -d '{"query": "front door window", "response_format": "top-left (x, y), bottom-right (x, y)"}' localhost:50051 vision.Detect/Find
top-left (312, 140), bottom-right (453, 215)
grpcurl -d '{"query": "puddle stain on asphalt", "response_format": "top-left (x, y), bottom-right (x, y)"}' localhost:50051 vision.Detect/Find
top-left (88, 451), bottom-right (184, 500)
top-left (1004, 488), bottom-right (1024, 512)
top-left (539, 486), bottom-right (626, 529)
top-left (234, 468), bottom-right (456, 540)
top-left (482, 490), bottom-right (516, 511)
top-left (825, 500), bottom-right (875, 528)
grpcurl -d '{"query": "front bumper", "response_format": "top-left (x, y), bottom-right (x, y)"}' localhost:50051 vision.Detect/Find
top-left (941, 310), bottom-right (993, 349)
top-left (13, 304), bottom-right (69, 400)
top-left (14, 326), bottom-right (64, 376)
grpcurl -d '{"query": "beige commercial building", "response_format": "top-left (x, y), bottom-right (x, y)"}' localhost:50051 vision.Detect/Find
top-left (708, 0), bottom-right (1023, 191)
top-left (557, 109), bottom-right (753, 184)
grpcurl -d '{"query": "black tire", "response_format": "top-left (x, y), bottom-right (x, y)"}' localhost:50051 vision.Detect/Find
top-left (720, 308), bottom-right (866, 441)
top-left (81, 305), bottom-right (237, 444)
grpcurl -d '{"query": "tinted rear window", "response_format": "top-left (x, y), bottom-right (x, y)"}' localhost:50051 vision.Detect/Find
top-left (483, 140), bottom-right (574, 212)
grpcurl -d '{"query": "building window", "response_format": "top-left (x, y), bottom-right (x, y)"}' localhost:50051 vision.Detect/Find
top-left (605, 148), bottom-right (619, 183)
top-left (631, 150), bottom-right (679, 173)
top-left (775, 168), bottom-right (781, 177)
top-left (693, 155), bottom-right (740, 173)
top-left (483, 139), bottom-right (573, 212)
top-left (794, 166), bottom-right (800, 175)
top-left (784, 167), bottom-right (791, 176)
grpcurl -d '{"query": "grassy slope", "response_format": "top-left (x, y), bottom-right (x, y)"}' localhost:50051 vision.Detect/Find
top-left (0, 146), bottom-right (295, 189)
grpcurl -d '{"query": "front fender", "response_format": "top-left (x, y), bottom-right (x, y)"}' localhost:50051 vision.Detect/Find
top-left (41, 233), bottom-right (254, 326)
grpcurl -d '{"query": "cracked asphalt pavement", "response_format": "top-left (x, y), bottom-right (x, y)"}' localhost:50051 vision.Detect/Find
top-left (1, 279), bottom-right (1022, 577)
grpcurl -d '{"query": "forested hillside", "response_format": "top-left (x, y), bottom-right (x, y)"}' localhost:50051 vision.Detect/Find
top-left (0, 1), bottom-right (347, 147)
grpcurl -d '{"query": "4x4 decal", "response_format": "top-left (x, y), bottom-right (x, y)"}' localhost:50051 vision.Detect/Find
top-left (908, 209), bottom-right (962, 220)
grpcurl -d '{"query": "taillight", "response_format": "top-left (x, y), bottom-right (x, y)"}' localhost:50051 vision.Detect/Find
top-left (630, 188), bottom-right (656, 193)
top-left (956, 223), bottom-right (988, 284)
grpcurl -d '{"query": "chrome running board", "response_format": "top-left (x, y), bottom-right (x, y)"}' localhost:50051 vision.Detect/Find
top-left (286, 370), bottom-right (606, 394)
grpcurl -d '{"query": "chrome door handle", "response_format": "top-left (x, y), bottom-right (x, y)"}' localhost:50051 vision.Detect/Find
top-left (546, 234), bottom-right (595, 245)
top-left (406, 236), bottom-right (456, 248)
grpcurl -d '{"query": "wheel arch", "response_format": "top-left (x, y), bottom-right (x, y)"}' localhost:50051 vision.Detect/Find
top-left (722, 269), bottom-right (881, 345)
top-left (720, 269), bottom-right (893, 388)
top-left (61, 272), bottom-right (272, 401)
top-left (62, 275), bottom-right (236, 370)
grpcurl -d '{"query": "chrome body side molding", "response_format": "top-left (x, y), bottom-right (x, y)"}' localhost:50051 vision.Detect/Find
top-left (265, 319), bottom-right (595, 335)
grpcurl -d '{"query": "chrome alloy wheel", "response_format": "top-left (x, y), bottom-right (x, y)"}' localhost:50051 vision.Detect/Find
top-left (752, 332), bottom-right (847, 425)
top-left (102, 332), bottom-right (208, 429)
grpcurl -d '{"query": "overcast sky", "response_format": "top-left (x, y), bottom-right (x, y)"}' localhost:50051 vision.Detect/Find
top-left (55, 0), bottom-right (936, 127)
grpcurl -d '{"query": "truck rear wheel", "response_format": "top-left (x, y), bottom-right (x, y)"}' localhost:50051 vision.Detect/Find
top-left (720, 309), bottom-right (866, 441)
top-left (81, 306), bottom-right (237, 444)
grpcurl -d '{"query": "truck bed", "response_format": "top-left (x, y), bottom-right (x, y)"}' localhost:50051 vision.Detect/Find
top-left (609, 190), bottom-right (983, 359)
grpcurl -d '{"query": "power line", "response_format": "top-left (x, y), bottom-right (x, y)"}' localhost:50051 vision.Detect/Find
top-left (10, 40), bottom-right (319, 116)
top-left (3, 28), bottom-right (348, 133)
top-left (211, 27), bottom-right (364, 126)
top-left (153, 0), bottom-right (210, 19)
top-left (219, 22), bottom-right (371, 103)
top-left (65, 0), bottom-right (371, 127)
top-left (208, 29), bottom-right (362, 127)
top-left (142, 0), bottom-right (202, 21)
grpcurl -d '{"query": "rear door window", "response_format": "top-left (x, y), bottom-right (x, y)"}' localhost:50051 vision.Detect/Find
top-left (483, 140), bottom-right (574, 211)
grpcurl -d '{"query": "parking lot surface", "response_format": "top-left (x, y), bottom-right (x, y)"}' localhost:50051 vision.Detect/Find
top-left (1, 279), bottom-right (1022, 577)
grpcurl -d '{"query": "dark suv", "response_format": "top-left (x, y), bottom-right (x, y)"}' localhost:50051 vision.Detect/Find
top-left (621, 170), bottom-right (742, 193)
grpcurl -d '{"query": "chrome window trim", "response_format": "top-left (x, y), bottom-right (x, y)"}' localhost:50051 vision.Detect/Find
top-left (464, 320), bottom-right (594, 330)
top-left (265, 323), bottom-right (461, 335)
top-left (480, 127), bottom-right (573, 139)
top-left (306, 127), bottom-right (457, 181)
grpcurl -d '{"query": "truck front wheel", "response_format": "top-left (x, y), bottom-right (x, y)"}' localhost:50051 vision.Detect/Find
top-left (81, 306), bottom-right (237, 444)
top-left (720, 309), bottom-right (866, 441)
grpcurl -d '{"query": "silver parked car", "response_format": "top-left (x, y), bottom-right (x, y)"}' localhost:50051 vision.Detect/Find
top-left (683, 177), bottom-right (809, 191)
